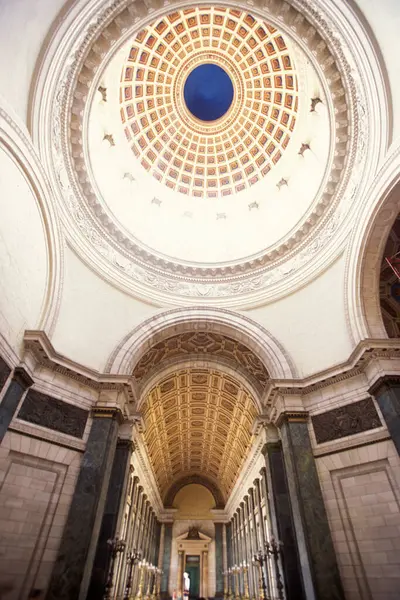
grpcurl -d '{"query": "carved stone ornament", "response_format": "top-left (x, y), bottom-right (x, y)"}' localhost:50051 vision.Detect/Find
top-left (17, 389), bottom-right (89, 438)
top-left (311, 397), bottom-right (382, 444)
top-left (32, 0), bottom-right (383, 306)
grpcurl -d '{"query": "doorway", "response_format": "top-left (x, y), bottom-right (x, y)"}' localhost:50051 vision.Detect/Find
top-left (185, 555), bottom-right (200, 600)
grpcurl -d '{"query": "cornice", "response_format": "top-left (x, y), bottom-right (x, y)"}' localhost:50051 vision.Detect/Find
top-left (266, 339), bottom-right (400, 403)
top-left (23, 330), bottom-right (137, 403)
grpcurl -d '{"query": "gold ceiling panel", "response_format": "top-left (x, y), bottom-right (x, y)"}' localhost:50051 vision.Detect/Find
top-left (141, 368), bottom-right (258, 502)
top-left (120, 6), bottom-right (298, 198)
top-left (133, 331), bottom-right (269, 387)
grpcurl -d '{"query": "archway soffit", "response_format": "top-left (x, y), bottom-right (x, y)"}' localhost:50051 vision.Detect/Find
top-left (106, 306), bottom-right (297, 380)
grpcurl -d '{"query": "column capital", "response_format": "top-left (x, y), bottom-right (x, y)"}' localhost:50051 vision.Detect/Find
top-left (12, 366), bottom-right (34, 389)
top-left (91, 405), bottom-right (124, 423)
top-left (275, 410), bottom-right (309, 429)
top-left (369, 374), bottom-right (400, 396)
top-left (116, 437), bottom-right (135, 452)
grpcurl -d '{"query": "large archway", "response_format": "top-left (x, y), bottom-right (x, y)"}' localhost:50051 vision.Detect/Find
top-left (346, 151), bottom-right (400, 342)
top-left (106, 307), bottom-right (296, 379)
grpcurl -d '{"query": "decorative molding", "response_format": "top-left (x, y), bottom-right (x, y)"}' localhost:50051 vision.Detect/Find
top-left (266, 338), bottom-right (400, 403)
top-left (9, 420), bottom-right (86, 453)
top-left (311, 398), bottom-right (381, 444)
top-left (30, 0), bottom-right (386, 306)
top-left (0, 98), bottom-right (64, 337)
top-left (91, 405), bottom-right (124, 423)
top-left (132, 331), bottom-right (269, 388)
top-left (23, 330), bottom-right (137, 404)
top-left (12, 366), bottom-right (34, 389)
top-left (105, 306), bottom-right (297, 380)
top-left (368, 374), bottom-right (400, 396)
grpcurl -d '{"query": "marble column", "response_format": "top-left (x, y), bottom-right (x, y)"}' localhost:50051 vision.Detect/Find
top-left (231, 516), bottom-right (238, 567)
top-left (46, 406), bottom-right (123, 600)
top-left (279, 412), bottom-right (345, 600)
top-left (202, 550), bottom-right (208, 599)
top-left (87, 437), bottom-right (134, 599)
top-left (0, 366), bottom-right (33, 442)
top-left (160, 522), bottom-right (173, 599)
top-left (369, 375), bottom-right (400, 454)
top-left (177, 550), bottom-right (185, 600)
top-left (263, 442), bottom-right (303, 600)
top-left (253, 479), bottom-right (269, 596)
top-left (243, 497), bottom-right (254, 598)
top-left (239, 504), bottom-right (248, 595)
top-left (215, 523), bottom-right (224, 597)
top-left (247, 490), bottom-right (259, 599)
top-left (158, 523), bottom-right (166, 569)
top-left (119, 475), bottom-right (140, 598)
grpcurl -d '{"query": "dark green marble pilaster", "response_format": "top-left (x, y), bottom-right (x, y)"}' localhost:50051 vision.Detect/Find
top-left (87, 437), bottom-right (134, 599)
top-left (263, 443), bottom-right (304, 600)
top-left (161, 522), bottom-right (173, 599)
top-left (280, 414), bottom-right (344, 600)
top-left (0, 366), bottom-right (33, 442)
top-left (369, 376), bottom-right (400, 454)
top-left (226, 522), bottom-right (232, 568)
top-left (215, 523), bottom-right (224, 597)
top-left (46, 408), bottom-right (122, 600)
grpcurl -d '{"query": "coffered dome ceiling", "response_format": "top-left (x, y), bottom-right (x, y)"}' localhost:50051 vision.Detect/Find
top-left (119, 7), bottom-right (299, 199)
top-left (141, 368), bottom-right (258, 502)
top-left (40, 0), bottom-right (374, 305)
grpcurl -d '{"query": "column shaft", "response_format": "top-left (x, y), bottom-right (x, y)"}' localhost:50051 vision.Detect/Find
top-left (215, 523), bottom-right (224, 597)
top-left (253, 479), bottom-right (269, 595)
top-left (369, 376), bottom-right (400, 454)
top-left (0, 367), bottom-right (33, 442)
top-left (46, 408), bottom-right (122, 600)
top-left (280, 415), bottom-right (344, 600)
top-left (263, 443), bottom-right (303, 600)
top-left (87, 437), bottom-right (134, 598)
top-left (202, 551), bottom-right (208, 599)
top-left (160, 523), bottom-right (173, 599)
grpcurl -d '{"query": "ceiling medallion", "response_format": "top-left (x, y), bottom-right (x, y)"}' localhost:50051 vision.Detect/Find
top-left (40, 0), bottom-right (373, 304)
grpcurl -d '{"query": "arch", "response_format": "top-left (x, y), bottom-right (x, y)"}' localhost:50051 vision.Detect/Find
top-left (346, 145), bottom-right (400, 342)
top-left (106, 306), bottom-right (297, 379)
top-left (0, 97), bottom-right (63, 340)
top-left (164, 475), bottom-right (225, 509)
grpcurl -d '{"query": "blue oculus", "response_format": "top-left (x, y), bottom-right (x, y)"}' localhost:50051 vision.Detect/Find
top-left (184, 63), bottom-right (234, 122)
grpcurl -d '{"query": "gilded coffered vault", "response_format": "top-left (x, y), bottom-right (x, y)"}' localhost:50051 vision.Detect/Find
top-left (140, 368), bottom-right (258, 502)
top-left (132, 331), bottom-right (270, 388)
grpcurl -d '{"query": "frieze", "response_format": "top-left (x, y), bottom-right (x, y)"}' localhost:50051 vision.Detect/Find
top-left (40, 0), bottom-right (374, 303)
top-left (311, 398), bottom-right (382, 444)
top-left (17, 389), bottom-right (89, 438)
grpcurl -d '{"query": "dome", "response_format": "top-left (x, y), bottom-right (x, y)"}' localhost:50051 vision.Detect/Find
top-left (48, 1), bottom-right (355, 304)
top-left (119, 7), bottom-right (299, 199)
top-left (87, 6), bottom-right (332, 264)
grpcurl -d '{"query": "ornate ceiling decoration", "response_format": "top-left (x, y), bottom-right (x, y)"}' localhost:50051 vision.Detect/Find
top-left (380, 213), bottom-right (400, 338)
top-left (132, 331), bottom-right (269, 388)
top-left (141, 368), bottom-right (258, 502)
top-left (35, 0), bottom-right (383, 306)
top-left (120, 7), bottom-right (298, 198)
